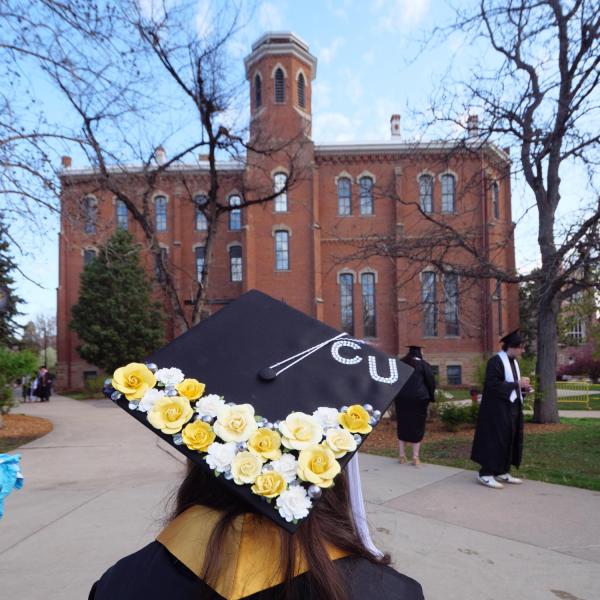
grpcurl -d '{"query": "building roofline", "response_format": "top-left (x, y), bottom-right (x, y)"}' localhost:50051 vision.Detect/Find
top-left (314, 139), bottom-right (510, 163)
top-left (244, 32), bottom-right (318, 80)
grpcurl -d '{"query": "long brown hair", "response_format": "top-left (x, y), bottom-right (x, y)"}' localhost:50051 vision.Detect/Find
top-left (171, 460), bottom-right (390, 600)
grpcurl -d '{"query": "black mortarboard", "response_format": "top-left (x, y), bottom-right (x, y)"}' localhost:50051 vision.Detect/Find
top-left (500, 328), bottom-right (523, 348)
top-left (109, 290), bottom-right (412, 532)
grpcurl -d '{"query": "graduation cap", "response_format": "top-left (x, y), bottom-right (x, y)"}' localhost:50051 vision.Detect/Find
top-left (500, 328), bottom-right (523, 348)
top-left (108, 290), bottom-right (413, 533)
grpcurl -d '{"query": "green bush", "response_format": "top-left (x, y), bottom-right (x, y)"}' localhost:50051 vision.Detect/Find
top-left (0, 347), bottom-right (37, 415)
top-left (438, 402), bottom-right (479, 432)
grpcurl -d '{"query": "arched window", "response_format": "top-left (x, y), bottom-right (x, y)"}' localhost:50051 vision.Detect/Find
top-left (361, 272), bottom-right (376, 337)
top-left (273, 172), bottom-right (288, 212)
top-left (274, 67), bottom-right (285, 103)
top-left (441, 174), bottom-right (456, 213)
top-left (418, 174), bottom-right (433, 214)
top-left (337, 177), bottom-right (351, 215)
top-left (274, 230), bottom-right (289, 271)
top-left (155, 195), bottom-right (168, 231)
top-left (83, 249), bottom-right (97, 265)
top-left (491, 181), bottom-right (500, 219)
top-left (421, 271), bottom-right (437, 337)
top-left (195, 246), bottom-right (205, 282)
top-left (229, 245), bottom-right (243, 282)
top-left (194, 195), bottom-right (208, 231)
top-left (115, 199), bottom-right (128, 230)
top-left (297, 72), bottom-right (306, 108)
top-left (339, 273), bottom-right (354, 335)
top-left (359, 176), bottom-right (373, 215)
top-left (82, 196), bottom-right (97, 234)
top-left (229, 195), bottom-right (242, 230)
top-left (254, 73), bottom-right (262, 109)
top-left (444, 273), bottom-right (459, 336)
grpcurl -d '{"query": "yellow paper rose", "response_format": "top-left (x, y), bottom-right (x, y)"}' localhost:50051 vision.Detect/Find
top-left (147, 396), bottom-right (194, 435)
top-left (248, 428), bottom-right (282, 461)
top-left (176, 378), bottom-right (206, 401)
top-left (338, 405), bottom-right (372, 434)
top-left (112, 363), bottom-right (156, 401)
top-left (230, 450), bottom-right (264, 485)
top-left (279, 412), bottom-right (323, 451)
top-left (181, 420), bottom-right (215, 452)
top-left (297, 445), bottom-right (341, 488)
top-left (251, 471), bottom-right (286, 498)
top-left (324, 427), bottom-right (358, 458)
top-left (214, 404), bottom-right (258, 443)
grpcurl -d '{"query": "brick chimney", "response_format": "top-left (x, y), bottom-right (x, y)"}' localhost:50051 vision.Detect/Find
top-left (61, 155), bottom-right (72, 169)
top-left (467, 114), bottom-right (479, 138)
top-left (390, 114), bottom-right (401, 138)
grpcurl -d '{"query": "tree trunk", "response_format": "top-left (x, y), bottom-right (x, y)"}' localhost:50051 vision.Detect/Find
top-left (533, 296), bottom-right (560, 423)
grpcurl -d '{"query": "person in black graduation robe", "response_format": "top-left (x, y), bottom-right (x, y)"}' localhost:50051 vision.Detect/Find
top-left (471, 330), bottom-right (531, 488)
top-left (394, 346), bottom-right (436, 466)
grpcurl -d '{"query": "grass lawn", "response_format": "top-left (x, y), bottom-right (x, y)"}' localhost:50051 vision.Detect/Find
top-left (364, 418), bottom-right (600, 492)
top-left (558, 396), bottom-right (600, 410)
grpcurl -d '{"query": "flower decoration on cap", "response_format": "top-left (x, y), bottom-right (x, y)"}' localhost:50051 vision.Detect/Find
top-left (110, 362), bottom-right (382, 524)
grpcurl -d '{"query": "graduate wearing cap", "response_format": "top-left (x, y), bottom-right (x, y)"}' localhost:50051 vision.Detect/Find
top-left (471, 329), bottom-right (533, 489)
top-left (393, 345), bottom-right (436, 466)
top-left (89, 290), bottom-right (424, 600)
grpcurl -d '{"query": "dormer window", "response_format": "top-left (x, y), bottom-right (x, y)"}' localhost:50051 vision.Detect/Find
top-left (297, 72), bottom-right (306, 108)
top-left (274, 67), bottom-right (285, 103)
top-left (254, 73), bottom-right (262, 109)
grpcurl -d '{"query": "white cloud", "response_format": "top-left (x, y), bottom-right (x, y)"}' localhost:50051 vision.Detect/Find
top-left (137, 0), bottom-right (165, 21)
top-left (313, 112), bottom-right (360, 143)
top-left (374, 0), bottom-right (431, 31)
top-left (319, 37), bottom-right (344, 65)
top-left (312, 81), bottom-right (332, 111)
top-left (342, 68), bottom-right (364, 103)
top-left (258, 2), bottom-right (285, 30)
top-left (326, 0), bottom-right (353, 21)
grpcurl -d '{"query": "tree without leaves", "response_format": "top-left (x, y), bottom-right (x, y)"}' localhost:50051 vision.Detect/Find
top-left (349, 0), bottom-right (599, 423)
top-left (70, 229), bottom-right (164, 374)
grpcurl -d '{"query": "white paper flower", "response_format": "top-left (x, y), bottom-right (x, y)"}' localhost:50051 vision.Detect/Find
top-left (312, 407), bottom-right (340, 430)
top-left (269, 454), bottom-right (299, 483)
top-left (276, 486), bottom-right (312, 522)
top-left (324, 427), bottom-right (357, 458)
top-left (214, 404), bottom-right (258, 443)
top-left (279, 412), bottom-right (323, 451)
top-left (138, 388), bottom-right (165, 413)
top-left (195, 394), bottom-right (225, 419)
top-left (155, 367), bottom-right (185, 386)
top-left (204, 441), bottom-right (237, 472)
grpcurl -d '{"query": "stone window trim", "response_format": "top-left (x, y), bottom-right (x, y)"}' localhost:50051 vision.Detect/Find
top-left (226, 241), bottom-right (243, 251)
top-left (334, 171), bottom-right (354, 184)
top-left (336, 268), bottom-right (357, 284)
top-left (272, 171), bottom-right (289, 213)
top-left (271, 224), bottom-right (292, 237)
top-left (357, 169), bottom-right (376, 184)
top-left (358, 267), bottom-right (378, 283)
top-left (270, 166), bottom-right (290, 178)
top-left (438, 170), bottom-right (458, 214)
top-left (151, 192), bottom-right (170, 204)
top-left (80, 246), bottom-right (98, 256)
top-left (437, 169), bottom-right (458, 182)
top-left (270, 63), bottom-right (289, 79)
top-left (296, 68), bottom-right (308, 109)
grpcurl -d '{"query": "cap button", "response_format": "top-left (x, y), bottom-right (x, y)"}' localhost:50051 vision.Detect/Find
top-left (258, 367), bottom-right (277, 381)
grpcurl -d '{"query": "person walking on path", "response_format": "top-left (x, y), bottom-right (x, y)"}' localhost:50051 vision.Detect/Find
top-left (471, 329), bottom-right (533, 489)
top-left (21, 375), bottom-right (32, 403)
top-left (394, 345), bottom-right (436, 467)
top-left (34, 366), bottom-right (52, 403)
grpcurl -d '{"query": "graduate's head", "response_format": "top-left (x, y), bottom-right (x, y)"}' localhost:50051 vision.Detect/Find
top-left (500, 329), bottom-right (523, 356)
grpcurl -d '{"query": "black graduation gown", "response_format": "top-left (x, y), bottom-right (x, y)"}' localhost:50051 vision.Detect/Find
top-left (394, 360), bottom-right (436, 443)
top-left (471, 354), bottom-right (524, 474)
top-left (89, 541), bottom-right (424, 600)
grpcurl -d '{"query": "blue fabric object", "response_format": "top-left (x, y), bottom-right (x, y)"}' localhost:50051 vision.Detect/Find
top-left (0, 453), bottom-right (23, 519)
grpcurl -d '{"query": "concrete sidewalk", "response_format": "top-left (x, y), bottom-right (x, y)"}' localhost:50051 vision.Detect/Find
top-left (1, 395), bottom-right (598, 600)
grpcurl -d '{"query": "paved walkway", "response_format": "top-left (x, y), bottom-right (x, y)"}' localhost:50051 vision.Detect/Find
top-left (1, 396), bottom-right (598, 600)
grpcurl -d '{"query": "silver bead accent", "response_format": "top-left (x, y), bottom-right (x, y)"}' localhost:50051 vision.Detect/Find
top-left (111, 391), bottom-right (122, 401)
top-left (367, 356), bottom-right (399, 384)
top-left (257, 419), bottom-right (267, 428)
top-left (331, 340), bottom-right (363, 365)
top-left (340, 406), bottom-right (349, 413)
top-left (262, 463), bottom-right (274, 472)
top-left (373, 409), bottom-right (382, 419)
top-left (369, 417), bottom-right (378, 426)
top-left (273, 420), bottom-right (282, 429)
top-left (145, 362), bottom-right (158, 373)
top-left (236, 442), bottom-right (247, 451)
top-left (103, 378), bottom-right (112, 386)
top-left (264, 422), bottom-right (274, 430)
top-left (224, 470), bottom-right (234, 480)
top-left (165, 388), bottom-right (179, 397)
top-left (307, 485), bottom-right (322, 499)
top-left (128, 401), bottom-right (138, 411)
top-left (226, 402), bottom-right (236, 407)
top-left (363, 403), bottom-right (374, 413)
top-left (353, 434), bottom-right (362, 444)
top-left (200, 415), bottom-right (213, 423)
top-left (173, 433), bottom-right (183, 445)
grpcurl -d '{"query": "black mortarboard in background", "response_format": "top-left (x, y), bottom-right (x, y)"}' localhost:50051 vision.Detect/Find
top-left (500, 328), bottom-right (523, 348)
top-left (113, 290), bottom-right (413, 532)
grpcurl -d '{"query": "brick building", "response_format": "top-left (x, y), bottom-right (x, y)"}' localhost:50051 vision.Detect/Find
top-left (57, 32), bottom-right (519, 391)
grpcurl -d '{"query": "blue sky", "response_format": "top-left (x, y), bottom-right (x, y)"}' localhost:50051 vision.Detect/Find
top-left (12, 0), bottom-right (585, 324)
